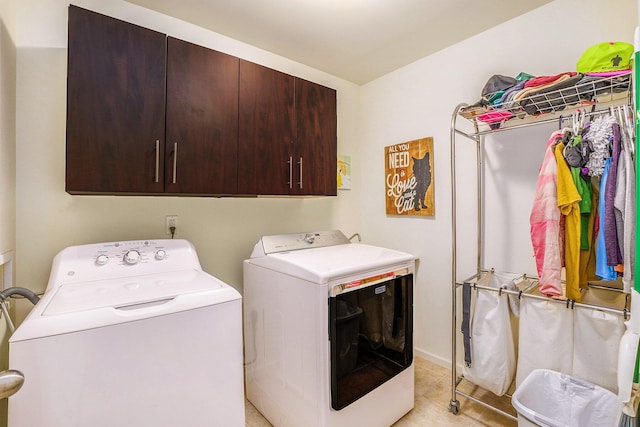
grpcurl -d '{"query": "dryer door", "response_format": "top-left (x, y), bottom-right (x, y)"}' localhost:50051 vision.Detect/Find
top-left (329, 272), bottom-right (413, 410)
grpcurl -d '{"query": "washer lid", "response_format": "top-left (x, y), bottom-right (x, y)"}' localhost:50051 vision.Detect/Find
top-left (42, 269), bottom-right (222, 316)
top-left (10, 270), bottom-right (241, 342)
top-left (246, 243), bottom-right (415, 283)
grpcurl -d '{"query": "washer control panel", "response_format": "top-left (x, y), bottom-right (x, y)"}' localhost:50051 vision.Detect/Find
top-left (47, 239), bottom-right (201, 287)
top-left (91, 241), bottom-right (169, 267)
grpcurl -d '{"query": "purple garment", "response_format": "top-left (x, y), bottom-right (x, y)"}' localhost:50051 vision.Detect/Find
top-left (596, 159), bottom-right (617, 280)
top-left (604, 123), bottom-right (622, 266)
top-left (499, 80), bottom-right (526, 105)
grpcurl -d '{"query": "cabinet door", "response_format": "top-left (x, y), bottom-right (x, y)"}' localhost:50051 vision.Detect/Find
top-left (293, 78), bottom-right (337, 196)
top-left (238, 60), bottom-right (295, 195)
top-left (66, 6), bottom-right (166, 194)
top-left (165, 38), bottom-right (239, 195)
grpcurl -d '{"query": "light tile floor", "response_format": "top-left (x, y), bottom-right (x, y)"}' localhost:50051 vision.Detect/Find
top-left (245, 357), bottom-right (518, 427)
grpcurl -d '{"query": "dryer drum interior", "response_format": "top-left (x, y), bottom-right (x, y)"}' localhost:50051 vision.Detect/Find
top-left (329, 273), bottom-right (413, 410)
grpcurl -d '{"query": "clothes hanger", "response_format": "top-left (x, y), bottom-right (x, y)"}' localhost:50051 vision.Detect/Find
top-left (579, 109), bottom-right (588, 130)
top-left (572, 110), bottom-right (580, 135)
top-left (557, 115), bottom-right (573, 136)
top-left (620, 104), bottom-right (635, 159)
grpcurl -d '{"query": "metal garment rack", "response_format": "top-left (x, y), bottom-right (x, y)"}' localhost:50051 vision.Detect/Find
top-left (448, 74), bottom-right (633, 421)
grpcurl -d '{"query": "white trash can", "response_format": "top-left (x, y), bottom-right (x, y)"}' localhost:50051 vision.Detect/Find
top-left (511, 369), bottom-right (621, 427)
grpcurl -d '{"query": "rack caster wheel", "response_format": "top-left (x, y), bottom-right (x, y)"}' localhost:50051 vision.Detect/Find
top-left (449, 400), bottom-right (459, 415)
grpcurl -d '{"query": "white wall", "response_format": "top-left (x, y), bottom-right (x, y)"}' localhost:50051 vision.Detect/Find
top-left (359, 0), bottom-right (637, 364)
top-left (0, 3), bottom-right (16, 425)
top-left (0, 0), bottom-right (16, 258)
top-left (14, 0), bottom-right (361, 304)
top-left (10, 0), bottom-right (639, 369)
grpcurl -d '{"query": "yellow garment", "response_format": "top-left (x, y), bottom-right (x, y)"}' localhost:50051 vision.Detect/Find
top-left (555, 142), bottom-right (582, 301)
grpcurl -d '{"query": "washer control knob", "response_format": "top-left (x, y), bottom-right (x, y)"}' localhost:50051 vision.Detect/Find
top-left (155, 249), bottom-right (167, 261)
top-left (303, 233), bottom-right (315, 244)
top-left (123, 250), bottom-right (141, 265)
top-left (95, 254), bottom-right (109, 266)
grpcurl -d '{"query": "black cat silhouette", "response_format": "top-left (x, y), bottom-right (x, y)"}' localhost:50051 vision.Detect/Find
top-left (412, 153), bottom-right (431, 211)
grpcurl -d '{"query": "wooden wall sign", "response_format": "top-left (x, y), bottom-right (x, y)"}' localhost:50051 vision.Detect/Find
top-left (385, 137), bottom-right (434, 216)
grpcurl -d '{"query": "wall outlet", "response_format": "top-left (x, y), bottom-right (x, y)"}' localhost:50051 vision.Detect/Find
top-left (165, 215), bottom-right (178, 235)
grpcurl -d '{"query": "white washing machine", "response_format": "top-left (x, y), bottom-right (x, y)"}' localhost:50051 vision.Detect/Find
top-left (8, 239), bottom-right (245, 427)
top-left (244, 230), bottom-right (416, 427)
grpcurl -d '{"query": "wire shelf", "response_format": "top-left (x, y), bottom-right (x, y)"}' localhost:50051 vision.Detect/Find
top-left (458, 73), bottom-right (631, 133)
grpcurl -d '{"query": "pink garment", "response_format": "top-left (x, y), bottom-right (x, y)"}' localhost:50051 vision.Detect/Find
top-left (477, 110), bottom-right (513, 125)
top-left (530, 131), bottom-right (564, 296)
top-left (524, 72), bottom-right (577, 88)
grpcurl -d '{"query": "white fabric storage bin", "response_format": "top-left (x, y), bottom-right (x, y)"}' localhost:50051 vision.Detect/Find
top-left (462, 271), bottom-right (518, 396)
top-left (512, 369), bottom-right (621, 427)
top-left (516, 298), bottom-right (573, 387)
top-left (572, 306), bottom-right (624, 393)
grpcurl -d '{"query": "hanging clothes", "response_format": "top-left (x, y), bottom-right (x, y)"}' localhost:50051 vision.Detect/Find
top-left (564, 129), bottom-right (598, 291)
top-left (578, 181), bottom-right (599, 288)
top-left (604, 123), bottom-right (622, 266)
top-left (614, 119), bottom-right (636, 292)
top-left (569, 163), bottom-right (592, 251)
top-left (530, 131), bottom-right (564, 297)
top-left (584, 114), bottom-right (615, 177)
top-left (563, 130), bottom-right (593, 254)
top-left (595, 158), bottom-right (618, 281)
top-left (555, 140), bottom-right (582, 301)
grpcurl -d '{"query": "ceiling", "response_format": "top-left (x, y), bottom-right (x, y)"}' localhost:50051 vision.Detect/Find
top-left (125, 0), bottom-right (552, 85)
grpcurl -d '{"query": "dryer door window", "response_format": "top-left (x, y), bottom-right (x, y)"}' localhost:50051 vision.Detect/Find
top-left (329, 273), bottom-right (413, 410)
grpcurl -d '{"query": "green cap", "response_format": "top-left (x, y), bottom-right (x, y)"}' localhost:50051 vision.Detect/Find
top-left (576, 41), bottom-right (633, 75)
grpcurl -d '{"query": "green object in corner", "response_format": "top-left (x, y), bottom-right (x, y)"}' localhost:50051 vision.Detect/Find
top-left (634, 48), bottom-right (640, 385)
top-left (635, 48), bottom-right (640, 295)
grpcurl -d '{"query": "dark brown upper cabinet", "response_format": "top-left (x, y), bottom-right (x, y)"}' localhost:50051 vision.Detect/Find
top-left (294, 77), bottom-right (337, 196)
top-left (238, 60), bottom-right (295, 195)
top-left (66, 6), bottom-right (336, 197)
top-left (238, 60), bottom-right (337, 196)
top-left (66, 5), bottom-right (167, 194)
top-left (165, 37), bottom-right (239, 195)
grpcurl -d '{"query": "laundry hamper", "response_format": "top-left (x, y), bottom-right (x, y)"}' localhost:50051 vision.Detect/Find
top-left (511, 369), bottom-right (621, 427)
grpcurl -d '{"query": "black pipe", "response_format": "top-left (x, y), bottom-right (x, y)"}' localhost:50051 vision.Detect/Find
top-left (0, 287), bottom-right (40, 305)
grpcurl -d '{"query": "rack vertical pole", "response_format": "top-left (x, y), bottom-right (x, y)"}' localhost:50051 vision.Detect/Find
top-left (449, 103), bottom-right (481, 414)
top-left (449, 105), bottom-right (463, 413)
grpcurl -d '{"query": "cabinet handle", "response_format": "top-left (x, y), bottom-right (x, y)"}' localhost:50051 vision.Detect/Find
top-left (154, 140), bottom-right (160, 183)
top-left (288, 156), bottom-right (293, 189)
top-left (172, 142), bottom-right (178, 184)
top-left (298, 157), bottom-right (303, 189)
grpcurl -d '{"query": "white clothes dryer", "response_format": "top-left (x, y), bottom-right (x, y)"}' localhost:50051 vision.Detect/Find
top-left (244, 230), bottom-right (415, 427)
top-left (9, 239), bottom-right (245, 427)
